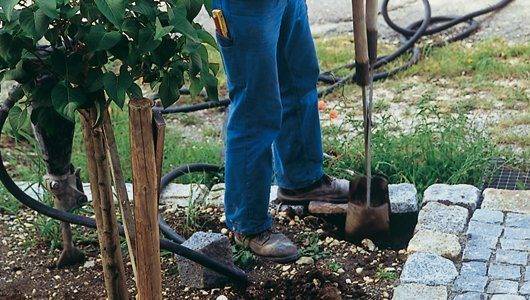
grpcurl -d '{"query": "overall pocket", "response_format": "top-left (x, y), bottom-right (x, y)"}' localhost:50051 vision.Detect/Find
top-left (216, 33), bottom-right (245, 85)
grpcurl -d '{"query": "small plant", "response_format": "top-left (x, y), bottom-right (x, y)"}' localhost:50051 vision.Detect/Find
top-left (0, 189), bottom-right (20, 214)
top-left (34, 215), bottom-right (61, 249)
top-left (375, 267), bottom-right (398, 281)
top-left (299, 232), bottom-right (328, 260)
top-left (328, 261), bottom-right (343, 273)
top-left (232, 244), bottom-right (255, 268)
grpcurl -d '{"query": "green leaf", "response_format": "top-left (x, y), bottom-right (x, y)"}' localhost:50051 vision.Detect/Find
top-left (0, 0), bottom-right (19, 21)
top-left (86, 68), bottom-right (104, 92)
top-left (102, 65), bottom-right (133, 108)
top-left (19, 8), bottom-right (49, 41)
top-left (8, 106), bottom-right (28, 134)
top-left (85, 25), bottom-right (122, 51)
top-left (197, 29), bottom-right (218, 50)
top-left (189, 76), bottom-right (203, 98)
top-left (158, 73), bottom-right (180, 107)
top-left (35, 0), bottom-right (58, 19)
top-left (131, 0), bottom-right (156, 21)
top-left (51, 82), bottom-right (88, 121)
top-left (168, 4), bottom-right (199, 42)
top-left (200, 70), bottom-right (218, 100)
top-left (184, 0), bottom-right (203, 21)
top-left (138, 27), bottom-right (161, 52)
top-left (94, 0), bottom-right (125, 29)
top-left (154, 18), bottom-right (174, 41)
top-left (127, 83), bottom-right (142, 100)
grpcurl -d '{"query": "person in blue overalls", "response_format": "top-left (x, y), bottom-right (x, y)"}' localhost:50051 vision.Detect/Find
top-left (213, 0), bottom-right (349, 263)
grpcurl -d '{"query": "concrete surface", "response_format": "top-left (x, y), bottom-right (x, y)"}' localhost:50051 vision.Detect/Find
top-left (195, 0), bottom-right (529, 42)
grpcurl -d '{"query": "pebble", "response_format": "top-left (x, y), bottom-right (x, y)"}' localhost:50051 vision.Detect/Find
top-left (282, 265), bottom-right (291, 272)
top-left (361, 239), bottom-right (376, 251)
top-left (296, 256), bottom-right (315, 265)
top-left (346, 278), bottom-right (352, 284)
top-left (356, 267), bottom-right (363, 274)
top-left (220, 228), bottom-right (228, 235)
top-left (288, 220), bottom-right (296, 226)
top-left (216, 296), bottom-right (228, 300)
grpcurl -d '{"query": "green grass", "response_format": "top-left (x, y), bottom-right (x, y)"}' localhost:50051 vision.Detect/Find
top-left (322, 93), bottom-right (503, 195)
top-left (0, 37), bottom-right (527, 218)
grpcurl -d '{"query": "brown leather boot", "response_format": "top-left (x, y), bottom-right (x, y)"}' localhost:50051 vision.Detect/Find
top-left (277, 175), bottom-right (349, 203)
top-left (234, 229), bottom-right (299, 263)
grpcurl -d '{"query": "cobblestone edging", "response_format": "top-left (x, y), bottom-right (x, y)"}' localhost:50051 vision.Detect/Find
top-left (393, 186), bottom-right (530, 300)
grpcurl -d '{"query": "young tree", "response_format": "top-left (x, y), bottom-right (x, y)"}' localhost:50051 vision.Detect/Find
top-left (0, 0), bottom-right (219, 126)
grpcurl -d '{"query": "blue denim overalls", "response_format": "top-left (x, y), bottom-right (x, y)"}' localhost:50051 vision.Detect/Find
top-left (213, 0), bottom-right (324, 234)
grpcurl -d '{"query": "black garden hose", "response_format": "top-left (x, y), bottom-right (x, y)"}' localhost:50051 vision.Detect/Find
top-left (0, 89), bottom-right (248, 286)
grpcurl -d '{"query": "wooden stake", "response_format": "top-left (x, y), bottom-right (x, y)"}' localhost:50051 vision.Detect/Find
top-left (129, 98), bottom-right (162, 300)
top-left (80, 107), bottom-right (129, 300)
top-left (102, 108), bottom-right (138, 281)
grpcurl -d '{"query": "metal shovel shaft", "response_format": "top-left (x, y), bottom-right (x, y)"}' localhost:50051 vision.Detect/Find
top-left (362, 78), bottom-right (373, 207)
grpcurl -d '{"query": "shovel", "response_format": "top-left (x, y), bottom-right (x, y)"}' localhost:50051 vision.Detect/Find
top-left (344, 0), bottom-right (391, 241)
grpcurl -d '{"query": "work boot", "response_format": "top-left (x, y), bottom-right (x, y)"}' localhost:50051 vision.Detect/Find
top-left (277, 175), bottom-right (349, 204)
top-left (234, 229), bottom-right (300, 263)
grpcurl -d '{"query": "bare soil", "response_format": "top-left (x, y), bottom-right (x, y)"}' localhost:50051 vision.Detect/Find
top-left (0, 204), bottom-right (407, 299)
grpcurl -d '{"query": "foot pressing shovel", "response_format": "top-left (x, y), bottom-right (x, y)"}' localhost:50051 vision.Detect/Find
top-left (344, 0), bottom-right (391, 242)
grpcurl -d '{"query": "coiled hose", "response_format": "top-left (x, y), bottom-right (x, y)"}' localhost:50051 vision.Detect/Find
top-left (0, 0), bottom-right (514, 285)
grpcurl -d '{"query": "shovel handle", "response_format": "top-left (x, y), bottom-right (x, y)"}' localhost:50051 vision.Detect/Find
top-left (352, 0), bottom-right (369, 86)
top-left (366, 0), bottom-right (378, 65)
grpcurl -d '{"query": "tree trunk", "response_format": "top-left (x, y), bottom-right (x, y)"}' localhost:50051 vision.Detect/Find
top-left (80, 107), bottom-right (129, 300)
top-left (129, 98), bottom-right (162, 299)
top-left (102, 108), bottom-right (138, 282)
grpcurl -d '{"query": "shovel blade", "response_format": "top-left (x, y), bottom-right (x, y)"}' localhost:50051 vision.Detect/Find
top-left (344, 176), bottom-right (391, 241)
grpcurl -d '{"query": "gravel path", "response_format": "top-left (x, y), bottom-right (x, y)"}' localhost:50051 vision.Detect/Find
top-left (396, 186), bottom-right (530, 300)
top-left (195, 0), bottom-right (529, 42)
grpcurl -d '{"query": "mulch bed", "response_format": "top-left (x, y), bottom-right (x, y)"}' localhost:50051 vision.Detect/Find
top-left (0, 204), bottom-right (407, 299)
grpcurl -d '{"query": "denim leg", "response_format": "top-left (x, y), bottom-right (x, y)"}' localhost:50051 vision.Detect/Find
top-left (214, 0), bottom-right (286, 235)
top-left (273, 0), bottom-right (324, 190)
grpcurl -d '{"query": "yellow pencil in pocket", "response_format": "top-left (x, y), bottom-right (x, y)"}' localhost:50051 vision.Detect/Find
top-left (212, 9), bottom-right (229, 38)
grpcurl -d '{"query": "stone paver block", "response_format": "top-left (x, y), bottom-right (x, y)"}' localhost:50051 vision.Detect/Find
top-left (505, 213), bottom-right (530, 228)
top-left (490, 295), bottom-right (526, 300)
top-left (206, 184), bottom-right (279, 207)
top-left (504, 227), bottom-right (530, 240)
top-left (467, 234), bottom-right (499, 249)
top-left (460, 261), bottom-right (487, 276)
top-left (462, 245), bottom-right (493, 262)
top-left (416, 202), bottom-right (469, 234)
top-left (206, 183), bottom-right (225, 206)
top-left (423, 184), bottom-right (480, 211)
top-left (452, 274), bottom-right (488, 293)
top-left (407, 230), bottom-right (461, 259)
top-left (453, 293), bottom-right (486, 300)
top-left (161, 183), bottom-right (208, 207)
top-left (488, 264), bottom-right (522, 280)
top-left (389, 183), bottom-right (418, 213)
top-left (308, 201), bottom-right (347, 215)
top-left (392, 284), bottom-right (447, 300)
top-left (520, 281), bottom-right (530, 295)
top-left (525, 269), bottom-right (530, 281)
top-left (177, 232), bottom-right (236, 288)
top-left (486, 280), bottom-right (519, 294)
top-left (495, 249), bottom-right (528, 266)
top-left (399, 252), bottom-right (458, 285)
top-left (470, 209), bottom-right (504, 224)
top-left (467, 221), bottom-right (503, 238)
top-left (481, 188), bottom-right (530, 214)
top-left (500, 238), bottom-right (530, 251)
